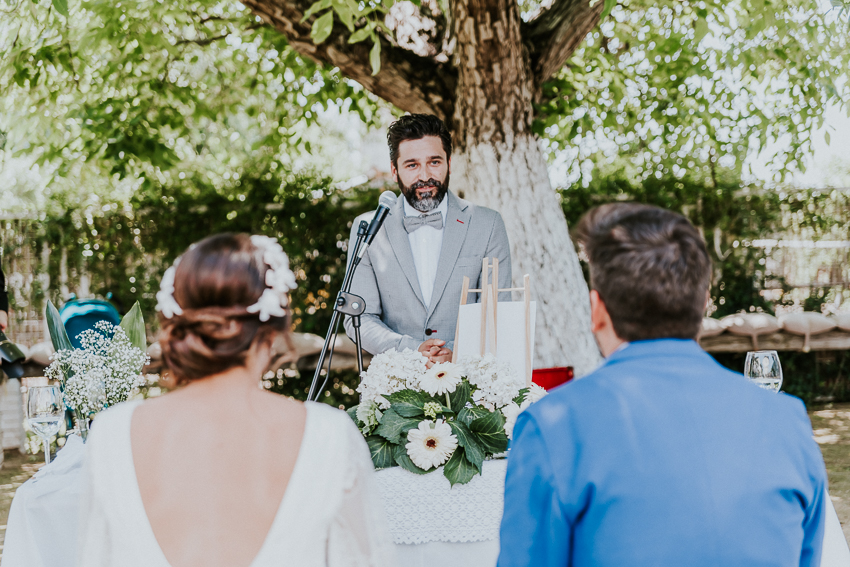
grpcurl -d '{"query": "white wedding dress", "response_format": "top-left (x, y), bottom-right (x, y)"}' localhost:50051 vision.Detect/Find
top-left (76, 400), bottom-right (397, 567)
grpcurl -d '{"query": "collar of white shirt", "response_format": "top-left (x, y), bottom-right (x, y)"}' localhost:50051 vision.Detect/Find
top-left (402, 193), bottom-right (449, 224)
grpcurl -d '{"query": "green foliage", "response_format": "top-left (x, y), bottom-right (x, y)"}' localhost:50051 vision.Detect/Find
top-left (560, 173), bottom-right (849, 317)
top-left (0, 0), bottom-right (384, 198)
top-left (537, 0), bottom-right (849, 185)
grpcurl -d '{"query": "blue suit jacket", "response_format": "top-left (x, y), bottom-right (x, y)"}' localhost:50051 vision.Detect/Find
top-left (498, 339), bottom-right (827, 567)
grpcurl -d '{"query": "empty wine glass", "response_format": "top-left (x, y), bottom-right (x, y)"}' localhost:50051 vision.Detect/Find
top-left (27, 385), bottom-right (64, 465)
top-left (744, 350), bottom-right (783, 393)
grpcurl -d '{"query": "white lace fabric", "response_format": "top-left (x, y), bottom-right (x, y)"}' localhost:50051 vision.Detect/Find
top-left (76, 401), bottom-right (396, 567)
top-left (374, 460), bottom-right (507, 545)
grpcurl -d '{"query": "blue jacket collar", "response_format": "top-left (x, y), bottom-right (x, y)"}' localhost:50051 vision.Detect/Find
top-left (604, 338), bottom-right (705, 366)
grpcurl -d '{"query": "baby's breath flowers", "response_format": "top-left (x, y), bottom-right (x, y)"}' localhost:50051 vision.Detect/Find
top-left (45, 321), bottom-right (149, 417)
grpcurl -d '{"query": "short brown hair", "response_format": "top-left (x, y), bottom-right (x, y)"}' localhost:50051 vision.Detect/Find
top-left (574, 203), bottom-right (711, 341)
top-left (387, 114), bottom-right (452, 168)
top-left (158, 233), bottom-right (290, 384)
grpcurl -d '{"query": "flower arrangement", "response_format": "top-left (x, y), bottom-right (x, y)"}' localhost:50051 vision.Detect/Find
top-left (45, 321), bottom-right (149, 417)
top-left (348, 349), bottom-right (547, 486)
top-left (44, 300), bottom-right (149, 435)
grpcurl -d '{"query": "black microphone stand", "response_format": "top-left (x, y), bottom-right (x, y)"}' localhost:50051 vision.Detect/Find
top-left (307, 220), bottom-right (368, 401)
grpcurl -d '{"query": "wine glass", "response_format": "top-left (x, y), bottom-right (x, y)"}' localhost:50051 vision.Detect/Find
top-left (744, 350), bottom-right (783, 393)
top-left (27, 385), bottom-right (64, 465)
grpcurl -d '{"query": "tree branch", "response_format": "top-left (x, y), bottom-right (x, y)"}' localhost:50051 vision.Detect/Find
top-left (238, 0), bottom-right (457, 121)
top-left (522, 0), bottom-right (605, 86)
top-left (176, 22), bottom-right (264, 46)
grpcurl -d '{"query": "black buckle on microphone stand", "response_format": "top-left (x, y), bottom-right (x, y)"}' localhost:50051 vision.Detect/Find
top-left (307, 220), bottom-right (368, 401)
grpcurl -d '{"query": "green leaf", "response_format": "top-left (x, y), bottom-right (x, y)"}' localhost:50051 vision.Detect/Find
top-left (393, 444), bottom-right (430, 474)
top-left (301, 0), bottom-right (332, 22)
top-left (600, 0), bottom-right (616, 21)
top-left (366, 435), bottom-right (396, 469)
top-left (394, 403), bottom-right (425, 418)
top-left (825, 131), bottom-right (831, 145)
top-left (386, 389), bottom-right (425, 407)
top-left (369, 39), bottom-right (381, 75)
top-left (311, 11), bottom-right (335, 44)
top-left (46, 300), bottom-right (73, 353)
top-left (119, 301), bottom-right (147, 353)
top-left (450, 380), bottom-right (471, 415)
top-left (443, 447), bottom-right (478, 486)
top-left (374, 408), bottom-right (420, 444)
top-left (457, 405), bottom-right (490, 425)
top-left (694, 18), bottom-right (709, 44)
top-left (469, 411), bottom-right (509, 454)
top-left (332, 0), bottom-right (355, 32)
top-left (449, 421), bottom-right (484, 472)
top-left (52, 0), bottom-right (69, 18)
top-left (346, 405), bottom-right (360, 426)
top-left (348, 24), bottom-right (374, 44)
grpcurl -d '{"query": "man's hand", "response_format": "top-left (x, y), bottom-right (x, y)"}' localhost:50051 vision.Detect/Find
top-left (418, 338), bottom-right (453, 368)
top-left (0, 310), bottom-right (7, 332)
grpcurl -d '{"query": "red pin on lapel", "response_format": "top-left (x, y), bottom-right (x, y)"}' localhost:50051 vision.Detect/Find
top-left (457, 219), bottom-right (464, 224)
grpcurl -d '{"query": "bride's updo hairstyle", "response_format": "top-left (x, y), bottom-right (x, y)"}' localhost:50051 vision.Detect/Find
top-left (158, 233), bottom-right (291, 384)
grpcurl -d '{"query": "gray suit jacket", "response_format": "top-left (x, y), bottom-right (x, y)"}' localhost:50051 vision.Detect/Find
top-left (343, 191), bottom-right (512, 355)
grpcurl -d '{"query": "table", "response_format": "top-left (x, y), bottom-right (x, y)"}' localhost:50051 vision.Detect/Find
top-left (375, 460), bottom-right (506, 566)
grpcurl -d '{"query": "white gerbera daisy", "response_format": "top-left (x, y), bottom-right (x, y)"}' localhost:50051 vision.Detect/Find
top-left (419, 362), bottom-right (462, 396)
top-left (406, 420), bottom-right (458, 470)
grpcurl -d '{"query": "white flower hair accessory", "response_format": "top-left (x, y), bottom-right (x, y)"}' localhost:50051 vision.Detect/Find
top-left (154, 235), bottom-right (297, 322)
top-left (155, 259), bottom-right (183, 319)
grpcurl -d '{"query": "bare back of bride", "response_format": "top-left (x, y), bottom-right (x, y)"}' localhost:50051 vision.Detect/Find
top-left (76, 233), bottom-right (396, 567)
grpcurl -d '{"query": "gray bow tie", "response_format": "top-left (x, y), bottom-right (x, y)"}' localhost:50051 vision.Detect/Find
top-left (403, 212), bottom-right (443, 233)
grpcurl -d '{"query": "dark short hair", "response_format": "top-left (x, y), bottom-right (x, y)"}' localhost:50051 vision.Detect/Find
top-left (158, 233), bottom-right (290, 384)
top-left (574, 203), bottom-right (711, 341)
top-left (387, 114), bottom-right (452, 168)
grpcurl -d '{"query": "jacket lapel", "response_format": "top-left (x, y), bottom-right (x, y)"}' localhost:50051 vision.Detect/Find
top-left (385, 196), bottom-right (426, 307)
top-left (427, 192), bottom-right (471, 319)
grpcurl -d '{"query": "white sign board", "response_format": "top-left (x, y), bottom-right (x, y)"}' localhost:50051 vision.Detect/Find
top-left (455, 301), bottom-right (536, 387)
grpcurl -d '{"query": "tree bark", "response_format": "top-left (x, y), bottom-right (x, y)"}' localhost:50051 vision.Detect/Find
top-left (448, 0), bottom-right (601, 374)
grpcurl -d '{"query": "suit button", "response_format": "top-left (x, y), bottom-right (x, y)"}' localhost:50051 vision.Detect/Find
top-left (425, 328), bottom-right (434, 336)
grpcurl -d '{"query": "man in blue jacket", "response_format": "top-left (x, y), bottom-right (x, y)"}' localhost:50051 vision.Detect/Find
top-left (498, 204), bottom-right (827, 567)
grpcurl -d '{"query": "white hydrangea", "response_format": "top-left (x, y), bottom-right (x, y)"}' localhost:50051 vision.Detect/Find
top-left (502, 402), bottom-right (522, 439)
top-left (355, 400), bottom-right (382, 434)
top-left (357, 348), bottom-right (429, 409)
top-left (45, 322), bottom-right (149, 417)
top-left (457, 354), bottom-right (522, 410)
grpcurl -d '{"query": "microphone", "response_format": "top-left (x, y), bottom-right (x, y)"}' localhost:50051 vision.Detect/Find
top-left (357, 191), bottom-right (397, 261)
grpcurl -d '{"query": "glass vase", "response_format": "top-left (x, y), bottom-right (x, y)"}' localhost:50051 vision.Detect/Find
top-left (74, 408), bottom-right (89, 442)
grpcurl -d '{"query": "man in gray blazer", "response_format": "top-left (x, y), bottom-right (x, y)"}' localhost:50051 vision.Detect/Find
top-left (344, 114), bottom-right (511, 363)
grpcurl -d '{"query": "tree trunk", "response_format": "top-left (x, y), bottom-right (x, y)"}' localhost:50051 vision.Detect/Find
top-left (450, 0), bottom-right (601, 375)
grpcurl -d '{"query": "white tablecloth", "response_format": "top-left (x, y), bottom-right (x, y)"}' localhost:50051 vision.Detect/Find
top-left (2, 439), bottom-right (848, 567)
top-left (375, 459), bottom-right (506, 566)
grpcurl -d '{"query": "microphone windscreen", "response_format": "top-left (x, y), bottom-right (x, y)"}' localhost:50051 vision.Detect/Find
top-left (378, 191), bottom-right (397, 208)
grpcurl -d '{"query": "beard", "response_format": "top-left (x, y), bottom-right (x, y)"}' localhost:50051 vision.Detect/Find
top-left (398, 174), bottom-right (450, 213)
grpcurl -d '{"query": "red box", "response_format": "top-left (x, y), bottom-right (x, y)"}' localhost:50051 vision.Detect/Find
top-left (532, 366), bottom-right (574, 391)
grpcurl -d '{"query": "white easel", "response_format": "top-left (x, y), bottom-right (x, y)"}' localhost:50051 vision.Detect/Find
top-left (452, 257), bottom-right (534, 386)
